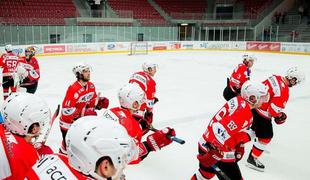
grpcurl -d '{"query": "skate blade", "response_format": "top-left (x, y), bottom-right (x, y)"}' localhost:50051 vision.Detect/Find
top-left (246, 162), bottom-right (265, 172)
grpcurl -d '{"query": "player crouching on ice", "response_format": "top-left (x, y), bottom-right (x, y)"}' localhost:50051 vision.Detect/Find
top-left (223, 54), bottom-right (256, 101)
top-left (0, 92), bottom-right (53, 180)
top-left (59, 63), bottom-right (109, 154)
top-left (103, 83), bottom-right (176, 165)
top-left (26, 116), bottom-right (137, 180)
top-left (192, 81), bottom-right (269, 180)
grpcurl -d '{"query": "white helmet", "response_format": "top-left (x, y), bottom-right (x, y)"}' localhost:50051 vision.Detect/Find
top-left (72, 63), bottom-right (92, 77)
top-left (66, 116), bottom-right (137, 179)
top-left (286, 67), bottom-right (305, 86)
top-left (2, 92), bottom-right (51, 136)
top-left (5, 44), bottom-right (12, 52)
top-left (118, 83), bottom-right (146, 110)
top-left (142, 62), bottom-right (158, 72)
top-left (242, 54), bottom-right (256, 63)
top-left (241, 80), bottom-right (269, 106)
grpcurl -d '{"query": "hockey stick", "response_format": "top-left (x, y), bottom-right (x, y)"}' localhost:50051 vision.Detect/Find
top-left (149, 126), bottom-right (185, 145)
top-left (40, 104), bottom-right (60, 145)
top-left (212, 164), bottom-right (231, 180)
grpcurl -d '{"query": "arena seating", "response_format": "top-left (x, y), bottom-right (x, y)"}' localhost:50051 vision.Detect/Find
top-left (242, 0), bottom-right (272, 19)
top-left (0, 0), bottom-right (77, 25)
top-left (154, 0), bottom-right (207, 19)
top-left (107, 0), bottom-right (168, 26)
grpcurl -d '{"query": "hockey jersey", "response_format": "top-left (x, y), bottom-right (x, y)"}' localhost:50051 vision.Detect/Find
top-left (26, 154), bottom-right (94, 180)
top-left (229, 63), bottom-right (250, 92)
top-left (200, 96), bottom-right (253, 153)
top-left (17, 56), bottom-right (40, 86)
top-left (129, 71), bottom-right (156, 113)
top-left (0, 52), bottom-right (19, 77)
top-left (0, 124), bottom-right (39, 180)
top-left (59, 81), bottom-right (97, 132)
top-left (103, 107), bottom-right (145, 164)
top-left (256, 75), bottom-right (289, 119)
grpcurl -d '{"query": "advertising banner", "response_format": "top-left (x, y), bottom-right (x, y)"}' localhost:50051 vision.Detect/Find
top-left (153, 42), bottom-right (167, 50)
top-left (66, 44), bottom-right (99, 53)
top-left (43, 45), bottom-right (66, 54)
top-left (246, 42), bottom-right (280, 52)
top-left (169, 42), bottom-right (181, 50)
top-left (281, 43), bottom-right (310, 53)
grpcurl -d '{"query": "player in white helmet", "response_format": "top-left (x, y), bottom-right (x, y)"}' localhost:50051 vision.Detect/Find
top-left (128, 62), bottom-right (159, 133)
top-left (223, 54), bottom-right (257, 101)
top-left (26, 116), bottom-right (137, 180)
top-left (192, 80), bottom-right (268, 180)
top-left (59, 62), bottom-right (109, 154)
top-left (103, 83), bottom-right (176, 166)
top-left (0, 44), bottom-right (19, 99)
top-left (14, 46), bottom-right (41, 93)
top-left (0, 92), bottom-right (52, 179)
top-left (246, 67), bottom-right (305, 172)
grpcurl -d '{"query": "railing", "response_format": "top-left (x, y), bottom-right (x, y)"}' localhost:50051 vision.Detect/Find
top-left (0, 23), bottom-right (309, 46)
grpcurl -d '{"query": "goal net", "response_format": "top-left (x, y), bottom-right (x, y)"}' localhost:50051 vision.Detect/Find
top-left (129, 41), bottom-right (148, 55)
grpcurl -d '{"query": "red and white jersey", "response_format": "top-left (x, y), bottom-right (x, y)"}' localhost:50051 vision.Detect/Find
top-left (200, 96), bottom-right (253, 152)
top-left (0, 125), bottom-right (39, 180)
top-left (103, 107), bottom-right (143, 143)
top-left (0, 125), bottom-right (11, 179)
top-left (17, 56), bottom-right (40, 86)
top-left (256, 75), bottom-right (289, 119)
top-left (26, 154), bottom-right (93, 180)
top-left (103, 107), bottom-right (144, 164)
top-left (229, 63), bottom-right (250, 91)
top-left (129, 71), bottom-right (156, 111)
top-left (0, 52), bottom-right (19, 77)
top-left (59, 81), bottom-right (97, 132)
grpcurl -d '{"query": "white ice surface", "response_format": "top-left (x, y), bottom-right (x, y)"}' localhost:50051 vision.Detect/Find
top-left (37, 51), bottom-right (310, 180)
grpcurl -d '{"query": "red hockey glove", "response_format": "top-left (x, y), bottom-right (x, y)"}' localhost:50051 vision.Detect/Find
top-left (197, 149), bottom-right (223, 168)
top-left (33, 142), bottom-right (54, 156)
top-left (146, 127), bottom-right (175, 151)
top-left (274, 112), bottom-right (287, 125)
top-left (235, 143), bottom-right (245, 162)
top-left (95, 97), bottom-right (109, 110)
top-left (84, 108), bottom-right (97, 116)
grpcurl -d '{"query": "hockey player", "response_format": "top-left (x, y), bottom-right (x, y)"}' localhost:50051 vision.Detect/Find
top-left (103, 83), bottom-right (175, 164)
top-left (26, 116), bottom-right (137, 180)
top-left (223, 54), bottom-right (256, 101)
top-left (246, 67), bottom-right (305, 172)
top-left (14, 46), bottom-right (40, 93)
top-left (192, 80), bottom-right (269, 180)
top-left (0, 44), bottom-right (19, 99)
top-left (0, 92), bottom-right (52, 180)
top-left (59, 63), bottom-right (109, 154)
top-left (129, 62), bottom-right (158, 131)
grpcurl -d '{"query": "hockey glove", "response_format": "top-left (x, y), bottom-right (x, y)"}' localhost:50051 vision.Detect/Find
top-left (84, 108), bottom-right (97, 116)
top-left (95, 97), bottom-right (109, 110)
top-left (274, 112), bottom-right (287, 125)
top-left (197, 148), bottom-right (223, 168)
top-left (235, 143), bottom-right (245, 162)
top-left (146, 127), bottom-right (175, 151)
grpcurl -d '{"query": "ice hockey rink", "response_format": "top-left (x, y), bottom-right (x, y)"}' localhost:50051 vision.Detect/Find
top-left (35, 50), bottom-right (309, 180)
